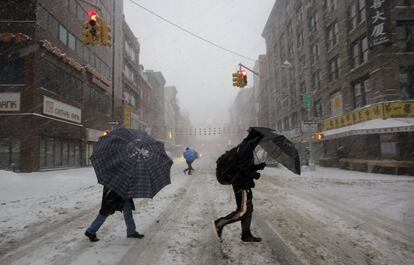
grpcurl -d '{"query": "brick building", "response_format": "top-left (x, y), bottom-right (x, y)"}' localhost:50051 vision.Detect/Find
top-left (261, 0), bottom-right (414, 173)
top-left (0, 0), bottom-right (124, 172)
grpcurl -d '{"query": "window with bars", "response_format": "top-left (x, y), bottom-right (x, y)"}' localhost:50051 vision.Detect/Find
top-left (328, 22), bottom-right (339, 50)
top-left (352, 76), bottom-right (370, 108)
top-left (400, 66), bottom-right (414, 99)
top-left (329, 57), bottom-right (340, 81)
top-left (396, 21), bottom-right (414, 52)
top-left (309, 13), bottom-right (318, 32)
top-left (351, 36), bottom-right (369, 68)
top-left (349, 0), bottom-right (366, 31)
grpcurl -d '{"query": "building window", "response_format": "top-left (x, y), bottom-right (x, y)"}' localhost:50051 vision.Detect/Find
top-left (297, 31), bottom-right (304, 48)
top-left (41, 59), bottom-right (82, 103)
top-left (326, 0), bottom-right (337, 11)
top-left (350, 0), bottom-right (366, 31)
top-left (68, 32), bottom-right (76, 51)
top-left (0, 138), bottom-right (20, 170)
top-left (309, 13), bottom-right (318, 32)
top-left (124, 64), bottom-right (135, 83)
top-left (59, 24), bottom-right (67, 45)
top-left (352, 77), bottom-right (370, 108)
top-left (329, 57), bottom-right (340, 81)
top-left (0, 53), bottom-right (24, 84)
top-left (297, 5), bottom-right (303, 21)
top-left (396, 21), bottom-right (414, 52)
top-left (311, 44), bottom-right (319, 64)
top-left (40, 137), bottom-right (80, 169)
top-left (351, 36), bottom-right (368, 68)
top-left (328, 22), bottom-right (339, 49)
top-left (125, 41), bottom-right (136, 62)
top-left (400, 66), bottom-right (414, 99)
top-left (312, 70), bottom-right (321, 91)
top-left (314, 100), bottom-right (323, 118)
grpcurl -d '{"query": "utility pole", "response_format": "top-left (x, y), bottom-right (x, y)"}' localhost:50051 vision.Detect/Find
top-left (110, 0), bottom-right (116, 130)
top-left (282, 60), bottom-right (315, 171)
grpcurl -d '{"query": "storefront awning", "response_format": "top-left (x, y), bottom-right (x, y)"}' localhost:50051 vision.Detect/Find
top-left (322, 118), bottom-right (414, 139)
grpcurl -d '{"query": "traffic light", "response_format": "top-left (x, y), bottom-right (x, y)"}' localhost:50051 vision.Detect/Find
top-left (100, 19), bottom-right (111, 47)
top-left (232, 72), bottom-right (239, 87)
top-left (82, 10), bottom-right (100, 45)
top-left (240, 70), bottom-right (247, 88)
top-left (315, 133), bottom-right (324, 141)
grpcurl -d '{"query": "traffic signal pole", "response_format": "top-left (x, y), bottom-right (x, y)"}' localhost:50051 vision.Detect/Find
top-left (111, 0), bottom-right (116, 128)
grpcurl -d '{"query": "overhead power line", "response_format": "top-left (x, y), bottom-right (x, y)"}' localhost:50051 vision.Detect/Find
top-left (127, 0), bottom-right (267, 65)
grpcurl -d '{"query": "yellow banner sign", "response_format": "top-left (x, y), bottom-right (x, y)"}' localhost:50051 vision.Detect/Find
top-left (124, 106), bottom-right (131, 128)
top-left (322, 101), bottom-right (414, 131)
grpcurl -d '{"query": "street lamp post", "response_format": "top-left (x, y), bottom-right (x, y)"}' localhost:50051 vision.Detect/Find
top-left (282, 60), bottom-right (315, 171)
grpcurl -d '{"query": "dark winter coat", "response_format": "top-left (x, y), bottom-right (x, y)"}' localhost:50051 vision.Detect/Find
top-left (99, 187), bottom-right (135, 216)
top-left (232, 131), bottom-right (265, 190)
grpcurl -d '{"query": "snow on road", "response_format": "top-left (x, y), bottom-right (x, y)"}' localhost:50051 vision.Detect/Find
top-left (0, 161), bottom-right (413, 265)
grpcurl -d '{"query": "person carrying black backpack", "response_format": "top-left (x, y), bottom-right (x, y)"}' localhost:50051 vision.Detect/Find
top-left (213, 130), bottom-right (266, 242)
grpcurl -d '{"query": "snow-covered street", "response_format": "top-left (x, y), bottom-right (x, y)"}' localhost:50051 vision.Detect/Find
top-left (0, 159), bottom-right (413, 265)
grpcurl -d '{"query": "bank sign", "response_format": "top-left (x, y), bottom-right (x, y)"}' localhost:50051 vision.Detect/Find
top-left (0, 92), bottom-right (20, 111)
top-left (43, 96), bottom-right (81, 123)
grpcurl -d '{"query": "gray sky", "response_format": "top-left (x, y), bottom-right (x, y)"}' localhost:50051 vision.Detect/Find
top-left (124, 0), bottom-right (275, 126)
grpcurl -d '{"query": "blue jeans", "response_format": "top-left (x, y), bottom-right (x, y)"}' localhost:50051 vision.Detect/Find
top-left (86, 200), bottom-right (137, 236)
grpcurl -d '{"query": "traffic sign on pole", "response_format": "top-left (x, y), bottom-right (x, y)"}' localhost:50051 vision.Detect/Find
top-left (304, 94), bottom-right (313, 109)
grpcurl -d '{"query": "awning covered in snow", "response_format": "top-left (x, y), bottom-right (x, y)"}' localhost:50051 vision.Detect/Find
top-left (322, 118), bottom-right (414, 139)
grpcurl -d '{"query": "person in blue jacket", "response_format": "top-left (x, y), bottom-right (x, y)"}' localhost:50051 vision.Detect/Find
top-left (183, 147), bottom-right (199, 175)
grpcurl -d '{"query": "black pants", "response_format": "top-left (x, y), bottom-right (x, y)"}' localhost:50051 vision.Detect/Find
top-left (184, 160), bottom-right (194, 174)
top-left (215, 187), bottom-right (253, 236)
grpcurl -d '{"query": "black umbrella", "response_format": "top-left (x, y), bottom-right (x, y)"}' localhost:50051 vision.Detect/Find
top-left (90, 127), bottom-right (173, 199)
top-left (248, 127), bottom-right (301, 175)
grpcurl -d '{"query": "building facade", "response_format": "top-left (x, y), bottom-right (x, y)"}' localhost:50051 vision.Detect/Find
top-left (0, 0), bottom-right (124, 172)
top-left (122, 20), bottom-right (142, 130)
top-left (144, 70), bottom-right (167, 140)
top-left (261, 0), bottom-right (414, 173)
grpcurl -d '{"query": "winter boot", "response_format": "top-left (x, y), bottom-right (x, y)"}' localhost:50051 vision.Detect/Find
top-left (241, 233), bottom-right (262, 242)
top-left (127, 232), bottom-right (144, 238)
top-left (212, 220), bottom-right (223, 241)
top-left (85, 231), bottom-right (99, 242)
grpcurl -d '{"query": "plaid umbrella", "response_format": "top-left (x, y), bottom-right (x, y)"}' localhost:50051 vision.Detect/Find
top-left (248, 127), bottom-right (301, 175)
top-left (90, 128), bottom-right (173, 199)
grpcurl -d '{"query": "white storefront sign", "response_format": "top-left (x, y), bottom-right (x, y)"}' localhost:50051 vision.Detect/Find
top-left (0, 92), bottom-right (20, 111)
top-left (86, 128), bottom-right (104, 142)
top-left (43, 96), bottom-right (81, 123)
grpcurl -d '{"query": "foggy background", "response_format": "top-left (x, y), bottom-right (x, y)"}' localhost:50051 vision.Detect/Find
top-left (124, 0), bottom-right (275, 126)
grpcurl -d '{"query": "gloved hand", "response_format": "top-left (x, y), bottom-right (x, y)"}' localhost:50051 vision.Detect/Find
top-left (256, 162), bottom-right (266, 170)
top-left (253, 172), bottom-right (261, 180)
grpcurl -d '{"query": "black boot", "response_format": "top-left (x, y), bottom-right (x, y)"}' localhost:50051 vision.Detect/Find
top-left (85, 231), bottom-right (99, 242)
top-left (241, 233), bottom-right (262, 242)
top-left (127, 232), bottom-right (144, 238)
top-left (241, 214), bottom-right (262, 242)
top-left (212, 220), bottom-right (223, 240)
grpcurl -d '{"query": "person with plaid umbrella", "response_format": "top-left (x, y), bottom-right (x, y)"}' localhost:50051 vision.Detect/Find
top-left (85, 128), bottom-right (173, 242)
top-left (85, 186), bottom-right (143, 242)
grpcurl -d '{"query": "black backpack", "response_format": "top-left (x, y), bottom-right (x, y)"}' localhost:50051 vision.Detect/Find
top-left (216, 146), bottom-right (240, 185)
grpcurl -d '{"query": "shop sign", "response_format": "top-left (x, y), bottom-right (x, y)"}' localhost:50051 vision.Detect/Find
top-left (124, 106), bottom-right (131, 128)
top-left (383, 101), bottom-right (414, 118)
top-left (330, 92), bottom-right (343, 117)
top-left (43, 96), bottom-right (81, 123)
top-left (367, 0), bottom-right (391, 47)
top-left (86, 128), bottom-right (104, 142)
top-left (0, 92), bottom-right (20, 111)
top-left (322, 100), bottom-right (414, 131)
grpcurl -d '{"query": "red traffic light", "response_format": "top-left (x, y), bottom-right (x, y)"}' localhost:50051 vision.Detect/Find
top-left (241, 70), bottom-right (247, 76)
top-left (88, 10), bottom-right (98, 26)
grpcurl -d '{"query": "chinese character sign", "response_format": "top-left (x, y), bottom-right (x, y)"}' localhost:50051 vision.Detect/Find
top-left (367, 0), bottom-right (391, 47)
